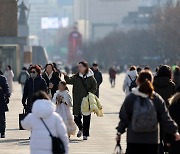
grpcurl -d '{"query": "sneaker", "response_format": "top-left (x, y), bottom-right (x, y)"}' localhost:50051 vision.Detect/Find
top-left (83, 136), bottom-right (88, 140)
top-left (1, 132), bottom-right (5, 138)
top-left (77, 130), bottom-right (83, 138)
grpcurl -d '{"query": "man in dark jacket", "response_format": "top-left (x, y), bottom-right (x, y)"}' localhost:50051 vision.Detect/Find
top-left (22, 65), bottom-right (47, 113)
top-left (91, 63), bottom-right (103, 97)
top-left (0, 75), bottom-right (10, 138)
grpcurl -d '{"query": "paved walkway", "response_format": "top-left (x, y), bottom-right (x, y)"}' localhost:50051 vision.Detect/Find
top-left (0, 74), bottom-right (126, 154)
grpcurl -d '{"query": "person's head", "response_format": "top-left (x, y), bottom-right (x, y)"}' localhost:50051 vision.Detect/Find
top-left (45, 63), bottom-right (55, 75)
top-left (58, 81), bottom-right (69, 91)
top-left (92, 63), bottom-right (98, 71)
top-left (174, 66), bottom-right (180, 74)
top-left (157, 65), bottom-right (172, 79)
top-left (7, 65), bottom-right (11, 70)
top-left (137, 70), bottom-right (154, 98)
top-left (129, 66), bottom-right (136, 71)
top-left (22, 67), bottom-right (27, 71)
top-left (30, 65), bottom-right (41, 79)
top-left (32, 91), bottom-right (50, 103)
top-left (137, 67), bottom-right (142, 74)
top-left (78, 61), bottom-right (89, 75)
top-left (144, 66), bottom-right (150, 70)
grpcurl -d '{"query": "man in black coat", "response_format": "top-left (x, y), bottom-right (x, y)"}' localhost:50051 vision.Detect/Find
top-left (91, 63), bottom-right (103, 97)
top-left (0, 75), bottom-right (10, 138)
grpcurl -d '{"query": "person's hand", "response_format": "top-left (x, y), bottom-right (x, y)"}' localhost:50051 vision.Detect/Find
top-left (175, 132), bottom-right (180, 141)
top-left (116, 133), bottom-right (121, 144)
top-left (49, 83), bottom-right (54, 89)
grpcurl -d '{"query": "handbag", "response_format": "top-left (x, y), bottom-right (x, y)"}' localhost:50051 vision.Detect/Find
top-left (40, 118), bottom-right (65, 154)
top-left (19, 108), bottom-right (27, 130)
top-left (113, 143), bottom-right (122, 154)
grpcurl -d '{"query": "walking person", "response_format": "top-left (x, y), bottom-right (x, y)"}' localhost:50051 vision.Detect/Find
top-left (21, 91), bottom-right (69, 154)
top-left (42, 64), bottom-right (61, 99)
top-left (22, 65), bottom-right (47, 114)
top-left (62, 61), bottom-right (97, 140)
top-left (0, 75), bottom-right (10, 138)
top-left (4, 65), bottom-right (14, 94)
top-left (18, 67), bottom-right (30, 94)
top-left (173, 66), bottom-right (180, 91)
top-left (91, 63), bottom-right (103, 97)
top-left (168, 89), bottom-right (180, 154)
top-left (52, 81), bottom-right (76, 137)
top-left (123, 66), bottom-right (138, 96)
top-left (116, 70), bottom-right (180, 154)
top-left (109, 66), bottom-right (117, 88)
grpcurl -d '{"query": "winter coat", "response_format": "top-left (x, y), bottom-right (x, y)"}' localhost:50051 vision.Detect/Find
top-left (0, 75), bottom-right (10, 113)
top-left (117, 88), bottom-right (178, 144)
top-left (4, 70), bottom-right (14, 93)
top-left (22, 76), bottom-right (47, 113)
top-left (42, 72), bottom-right (61, 97)
top-left (109, 68), bottom-right (116, 79)
top-left (154, 76), bottom-right (176, 107)
top-left (18, 70), bottom-right (30, 84)
top-left (21, 99), bottom-right (69, 154)
top-left (173, 72), bottom-right (180, 90)
top-left (91, 68), bottom-right (103, 87)
top-left (123, 70), bottom-right (138, 96)
top-left (81, 92), bottom-right (103, 117)
top-left (64, 69), bottom-right (97, 115)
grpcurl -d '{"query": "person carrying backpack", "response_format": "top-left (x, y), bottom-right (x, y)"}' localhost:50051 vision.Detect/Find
top-left (18, 67), bottom-right (30, 94)
top-left (123, 66), bottom-right (138, 96)
top-left (116, 70), bottom-right (180, 154)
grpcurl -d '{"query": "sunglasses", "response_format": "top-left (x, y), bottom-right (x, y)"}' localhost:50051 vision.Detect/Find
top-left (31, 71), bottom-right (36, 74)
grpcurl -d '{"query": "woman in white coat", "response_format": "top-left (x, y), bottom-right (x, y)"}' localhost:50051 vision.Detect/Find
top-left (123, 66), bottom-right (138, 96)
top-left (21, 91), bottom-right (69, 154)
top-left (4, 65), bottom-right (14, 93)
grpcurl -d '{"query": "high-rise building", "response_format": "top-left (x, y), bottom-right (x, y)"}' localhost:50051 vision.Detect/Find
top-left (73, 0), bottom-right (142, 41)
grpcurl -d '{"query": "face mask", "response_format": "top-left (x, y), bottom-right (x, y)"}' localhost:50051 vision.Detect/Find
top-left (31, 72), bottom-right (38, 78)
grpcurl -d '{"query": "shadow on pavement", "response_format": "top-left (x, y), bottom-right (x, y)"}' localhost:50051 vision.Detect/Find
top-left (70, 139), bottom-right (84, 144)
top-left (103, 112), bottom-right (119, 115)
top-left (0, 138), bottom-right (29, 145)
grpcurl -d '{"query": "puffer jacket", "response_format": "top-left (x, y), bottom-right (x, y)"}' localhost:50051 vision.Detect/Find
top-left (21, 99), bottom-right (69, 154)
top-left (81, 92), bottom-right (103, 117)
top-left (123, 70), bottom-right (138, 96)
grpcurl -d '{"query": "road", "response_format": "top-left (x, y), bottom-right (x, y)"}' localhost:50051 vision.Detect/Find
top-left (0, 74), bottom-right (126, 154)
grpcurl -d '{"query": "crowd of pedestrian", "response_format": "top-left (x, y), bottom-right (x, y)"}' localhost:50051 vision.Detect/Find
top-left (1, 61), bottom-right (180, 154)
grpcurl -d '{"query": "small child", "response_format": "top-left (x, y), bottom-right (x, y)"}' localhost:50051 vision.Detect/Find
top-left (52, 81), bottom-right (76, 137)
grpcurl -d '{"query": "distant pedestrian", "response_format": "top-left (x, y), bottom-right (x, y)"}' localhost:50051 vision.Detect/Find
top-left (21, 91), bottom-right (69, 154)
top-left (18, 67), bottom-right (30, 93)
top-left (116, 70), bottom-right (180, 154)
top-left (173, 66), bottom-right (180, 91)
top-left (109, 66), bottom-right (117, 88)
top-left (169, 90), bottom-right (180, 154)
top-left (22, 65), bottom-right (47, 113)
top-left (123, 66), bottom-right (138, 96)
top-left (4, 65), bottom-right (14, 94)
top-left (52, 81), bottom-right (76, 137)
top-left (153, 65), bottom-right (176, 107)
top-left (63, 61), bottom-right (97, 140)
top-left (137, 67), bottom-right (142, 75)
top-left (42, 64), bottom-right (61, 99)
top-left (0, 75), bottom-right (10, 138)
top-left (91, 63), bottom-right (103, 97)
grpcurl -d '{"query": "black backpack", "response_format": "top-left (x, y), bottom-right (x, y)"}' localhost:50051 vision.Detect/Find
top-left (41, 118), bottom-right (65, 154)
top-left (128, 75), bottom-right (137, 92)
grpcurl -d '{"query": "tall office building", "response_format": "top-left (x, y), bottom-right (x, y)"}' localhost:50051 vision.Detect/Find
top-left (73, 0), bottom-right (141, 41)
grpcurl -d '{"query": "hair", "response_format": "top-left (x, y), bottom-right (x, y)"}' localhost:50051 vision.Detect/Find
top-left (129, 66), bottom-right (136, 71)
top-left (30, 65), bottom-right (41, 75)
top-left (45, 63), bottom-right (55, 72)
top-left (144, 66), bottom-right (150, 70)
top-left (32, 91), bottom-right (49, 103)
top-left (59, 81), bottom-right (69, 91)
top-left (137, 67), bottom-right (142, 73)
top-left (174, 66), bottom-right (180, 74)
top-left (7, 65), bottom-right (12, 70)
top-left (138, 70), bottom-right (154, 98)
top-left (79, 61), bottom-right (89, 74)
top-left (157, 65), bottom-right (172, 79)
top-left (93, 63), bottom-right (98, 67)
top-left (22, 67), bottom-right (27, 71)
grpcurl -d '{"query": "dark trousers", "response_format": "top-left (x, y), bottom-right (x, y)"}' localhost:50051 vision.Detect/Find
top-left (74, 114), bottom-right (91, 137)
top-left (0, 112), bottom-right (6, 133)
top-left (95, 89), bottom-right (99, 98)
top-left (110, 78), bottom-right (116, 87)
top-left (126, 143), bottom-right (159, 154)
